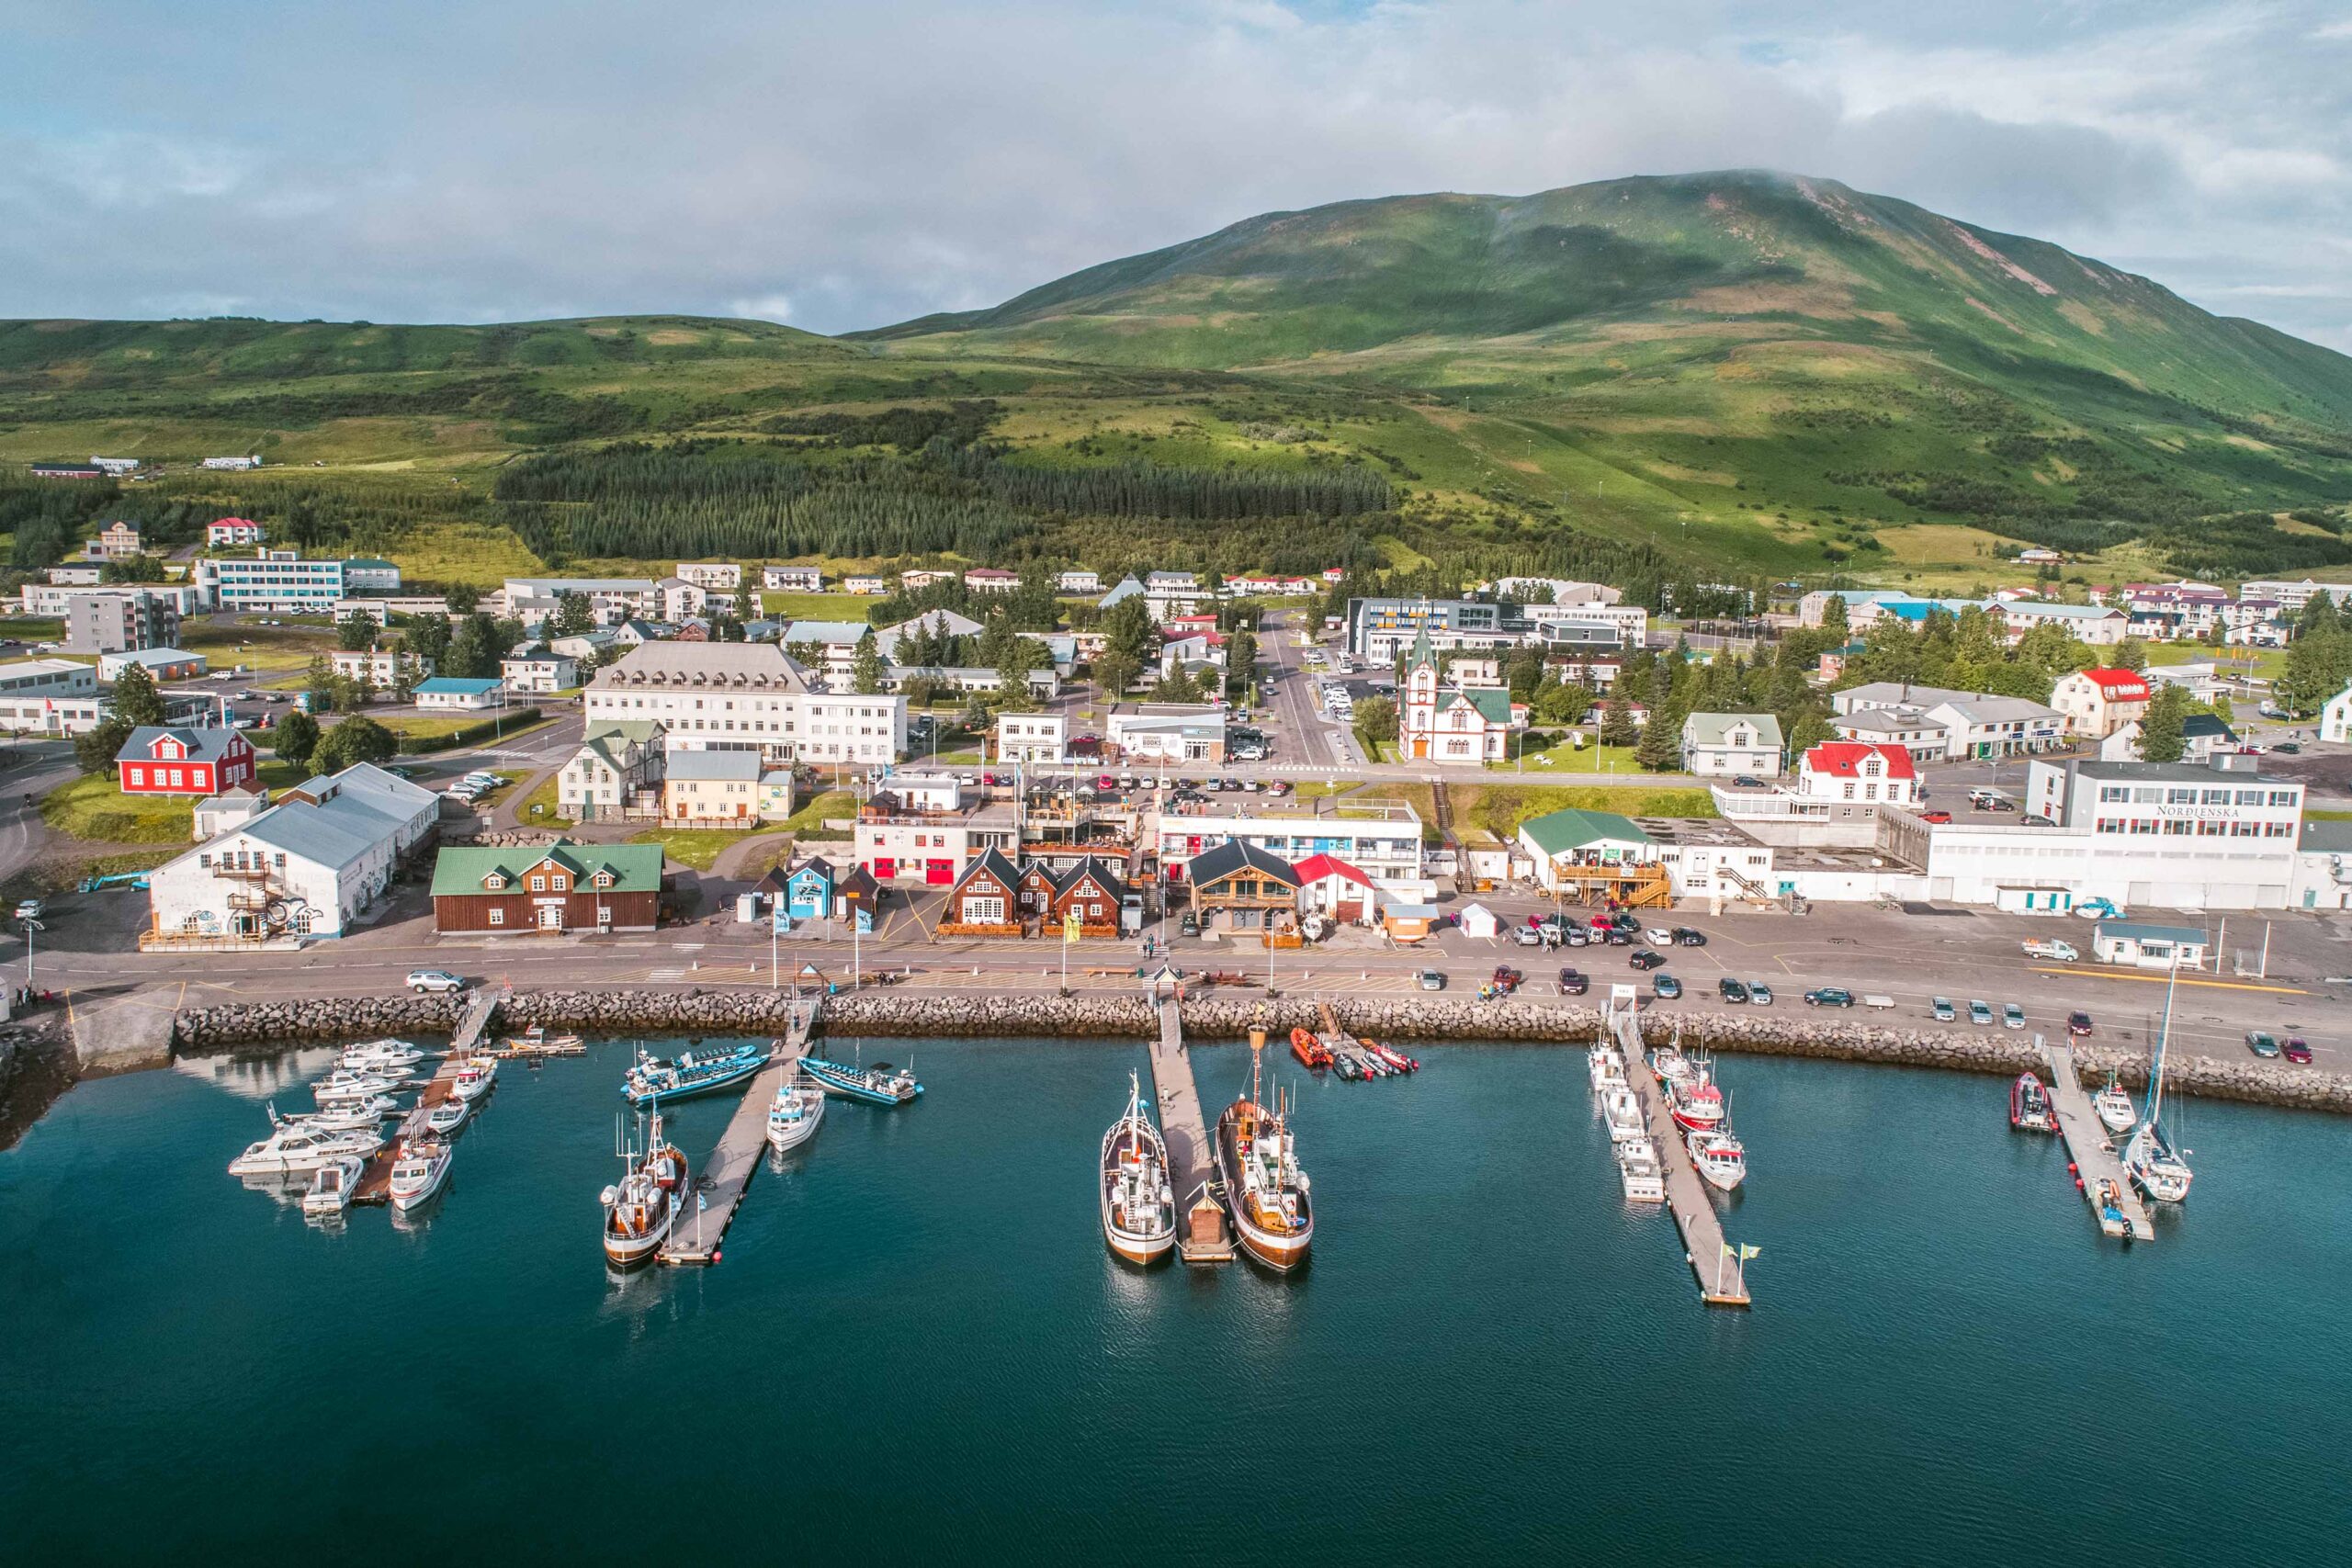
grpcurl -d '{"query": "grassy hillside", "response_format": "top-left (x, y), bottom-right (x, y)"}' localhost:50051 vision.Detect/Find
top-left (4, 173), bottom-right (2351, 594)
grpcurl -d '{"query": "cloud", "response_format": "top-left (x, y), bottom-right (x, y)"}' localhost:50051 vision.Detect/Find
top-left (0, 0), bottom-right (2344, 354)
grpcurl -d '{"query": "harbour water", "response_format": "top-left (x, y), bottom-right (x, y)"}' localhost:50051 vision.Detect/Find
top-left (3, 1037), bottom-right (2346, 1563)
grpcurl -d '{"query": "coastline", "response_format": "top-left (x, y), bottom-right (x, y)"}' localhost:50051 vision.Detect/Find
top-left (155, 986), bottom-right (2352, 1117)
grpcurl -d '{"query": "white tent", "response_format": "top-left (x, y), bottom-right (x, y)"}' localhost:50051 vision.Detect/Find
top-left (1457, 901), bottom-right (1500, 940)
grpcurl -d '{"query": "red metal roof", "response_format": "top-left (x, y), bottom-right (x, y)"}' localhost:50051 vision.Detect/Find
top-left (1802, 741), bottom-right (1917, 781)
top-left (1291, 852), bottom-right (1370, 886)
top-left (2075, 668), bottom-right (2150, 697)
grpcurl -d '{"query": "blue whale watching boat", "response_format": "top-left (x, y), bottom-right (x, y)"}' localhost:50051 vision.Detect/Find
top-left (622, 1043), bottom-right (770, 1106)
top-left (801, 1055), bottom-right (922, 1107)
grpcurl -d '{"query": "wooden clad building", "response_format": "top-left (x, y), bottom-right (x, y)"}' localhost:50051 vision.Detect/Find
top-left (431, 840), bottom-right (665, 935)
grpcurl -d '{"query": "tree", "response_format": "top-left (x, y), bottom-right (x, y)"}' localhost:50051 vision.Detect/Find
top-left (274, 708), bottom-right (321, 768)
top-left (852, 628), bottom-right (887, 694)
top-left (733, 579), bottom-right (755, 624)
top-left (445, 617), bottom-right (492, 681)
top-left (550, 592), bottom-right (597, 638)
top-left (102, 554), bottom-right (165, 584)
top-left (2113, 637), bottom-right (2151, 672)
top-left (1353, 695), bottom-right (1398, 743)
top-left (311, 715), bottom-right (397, 773)
top-left (2138, 684), bottom-right (2191, 763)
top-left (337, 610), bottom-right (380, 651)
top-left (109, 662), bottom-right (167, 728)
top-left (445, 584), bottom-right (480, 616)
top-left (994, 633), bottom-right (1045, 698)
top-left (1600, 692), bottom-right (1637, 749)
top-left (399, 615), bottom-right (451, 669)
top-left (391, 652), bottom-right (423, 703)
top-left (1156, 666), bottom-right (1202, 705)
top-left (1100, 595), bottom-right (1156, 662)
top-left (303, 654), bottom-right (334, 712)
top-left (1094, 651), bottom-right (1140, 704)
top-left (74, 716), bottom-right (133, 775)
top-left (1819, 593), bottom-right (1850, 641)
top-left (1634, 708), bottom-right (1681, 771)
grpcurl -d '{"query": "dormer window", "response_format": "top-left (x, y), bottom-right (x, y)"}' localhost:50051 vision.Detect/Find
top-left (594, 871), bottom-right (614, 888)
top-left (483, 873), bottom-right (507, 890)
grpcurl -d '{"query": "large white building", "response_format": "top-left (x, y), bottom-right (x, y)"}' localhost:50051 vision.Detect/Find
top-left (1679, 712), bottom-right (1782, 776)
top-left (1830, 682), bottom-right (2065, 761)
top-left (1157, 798), bottom-right (1424, 891)
top-left (585, 641), bottom-right (906, 766)
top-left (2324, 682), bottom-right (2352, 745)
top-left (996, 712), bottom-right (1069, 764)
top-left (145, 763), bottom-right (437, 942)
top-left (0, 659), bottom-right (100, 734)
top-left (196, 550), bottom-right (401, 613)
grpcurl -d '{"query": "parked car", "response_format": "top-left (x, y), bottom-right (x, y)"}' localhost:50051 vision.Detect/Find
top-left (1628, 948), bottom-right (1666, 971)
top-left (1930, 997), bottom-right (1956, 1021)
top-left (407, 969), bottom-right (466, 995)
top-left (1653, 974), bottom-right (1683, 1000)
top-left (2283, 1036), bottom-right (2312, 1064)
top-left (1560, 927), bottom-right (1589, 947)
top-left (1603, 928), bottom-right (1633, 946)
top-left (2067, 1010), bottom-right (2095, 1037)
top-left (2002, 1002), bottom-right (2027, 1030)
top-left (1968, 999), bottom-right (1994, 1026)
top-left (1510, 926), bottom-right (1548, 948)
top-left (1919, 810), bottom-right (1953, 825)
top-left (1672, 927), bottom-right (1706, 947)
top-left (2021, 939), bottom-right (2078, 963)
top-left (1556, 968), bottom-right (1589, 995)
top-left (1610, 912), bottom-right (1641, 931)
top-left (1718, 977), bottom-right (1749, 1004)
top-left (1730, 774), bottom-right (1765, 788)
top-left (1645, 926), bottom-right (1677, 946)
top-left (1804, 987), bottom-right (1855, 1008)
top-left (1747, 982), bottom-right (1773, 1006)
top-left (13, 899), bottom-right (44, 921)
top-left (1179, 911), bottom-right (1198, 936)
top-left (2273, 742), bottom-right (2301, 755)
top-left (1418, 968), bottom-right (1446, 991)
top-left (2245, 1030), bottom-right (2281, 1058)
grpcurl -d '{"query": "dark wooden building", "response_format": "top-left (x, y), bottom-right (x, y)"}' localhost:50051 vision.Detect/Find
top-left (430, 840), bottom-right (665, 935)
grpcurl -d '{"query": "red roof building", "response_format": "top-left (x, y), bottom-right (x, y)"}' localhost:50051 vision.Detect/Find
top-left (1293, 852), bottom-right (1378, 925)
top-left (2052, 667), bottom-right (2153, 739)
top-left (1797, 741), bottom-right (1919, 805)
top-left (115, 726), bottom-right (259, 796)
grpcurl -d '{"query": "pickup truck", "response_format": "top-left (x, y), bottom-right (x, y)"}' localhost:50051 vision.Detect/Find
top-left (2020, 939), bottom-right (2079, 963)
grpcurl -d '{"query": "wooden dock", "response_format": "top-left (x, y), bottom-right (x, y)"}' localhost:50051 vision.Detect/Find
top-left (450, 983), bottom-right (507, 1055)
top-left (1148, 995), bottom-right (1233, 1263)
top-left (352, 1055), bottom-right (466, 1205)
top-left (659, 996), bottom-right (822, 1266)
top-left (1613, 1010), bottom-right (1752, 1307)
top-left (2041, 1036), bottom-right (2155, 1242)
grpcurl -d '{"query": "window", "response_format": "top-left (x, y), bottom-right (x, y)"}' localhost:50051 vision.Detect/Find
top-left (530, 875), bottom-right (546, 892)
top-left (488, 908), bottom-right (504, 926)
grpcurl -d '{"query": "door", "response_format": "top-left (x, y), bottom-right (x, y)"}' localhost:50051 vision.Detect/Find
top-left (926, 859), bottom-right (954, 885)
top-left (537, 905), bottom-right (564, 931)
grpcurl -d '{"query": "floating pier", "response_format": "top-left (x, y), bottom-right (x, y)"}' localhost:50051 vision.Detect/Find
top-left (450, 983), bottom-right (508, 1055)
top-left (1148, 993), bottom-right (1233, 1263)
top-left (659, 996), bottom-right (822, 1266)
top-left (1613, 1010), bottom-right (1752, 1307)
top-left (352, 1055), bottom-right (465, 1206)
top-left (2041, 1036), bottom-right (2154, 1242)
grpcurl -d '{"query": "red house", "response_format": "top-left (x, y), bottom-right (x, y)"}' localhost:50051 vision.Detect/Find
top-left (115, 726), bottom-right (259, 796)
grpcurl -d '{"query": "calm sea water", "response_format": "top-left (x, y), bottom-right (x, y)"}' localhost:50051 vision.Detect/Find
top-left (1, 1036), bottom-right (2343, 1564)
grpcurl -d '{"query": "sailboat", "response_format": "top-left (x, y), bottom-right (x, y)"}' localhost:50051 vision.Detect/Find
top-left (2122, 961), bottom-right (2194, 1203)
top-left (1100, 1070), bottom-right (1176, 1264)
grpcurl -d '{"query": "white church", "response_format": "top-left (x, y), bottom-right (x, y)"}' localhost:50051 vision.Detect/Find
top-left (1399, 629), bottom-right (1513, 765)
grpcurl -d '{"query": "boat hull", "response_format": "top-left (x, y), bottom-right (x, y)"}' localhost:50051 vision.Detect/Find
top-left (623, 1055), bottom-right (766, 1106)
top-left (801, 1057), bottom-right (922, 1107)
top-left (765, 1091), bottom-right (825, 1153)
top-left (1101, 1112), bottom-right (1176, 1266)
top-left (1213, 1100), bottom-right (1312, 1273)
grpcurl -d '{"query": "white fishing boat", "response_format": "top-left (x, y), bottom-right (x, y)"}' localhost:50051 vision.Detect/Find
top-left (2093, 1076), bottom-right (2136, 1135)
top-left (1686, 1128), bottom-right (1747, 1192)
top-left (2125, 962), bottom-right (2194, 1203)
top-left (602, 1112), bottom-right (688, 1270)
top-left (388, 1139), bottom-right (454, 1212)
top-left (1101, 1070), bottom-right (1177, 1264)
top-left (450, 1057), bottom-right (496, 1103)
top-left (300, 1156), bottom-right (365, 1215)
top-left (1587, 1043), bottom-right (1626, 1090)
top-left (338, 1038), bottom-right (425, 1074)
top-left (229, 1121), bottom-right (384, 1178)
top-left (312, 1068), bottom-right (403, 1106)
top-left (1602, 1085), bottom-right (1645, 1143)
top-left (1616, 1137), bottom-right (1666, 1202)
top-left (764, 1072), bottom-right (825, 1153)
top-left (1649, 1044), bottom-right (1695, 1088)
top-left (424, 1097), bottom-right (469, 1135)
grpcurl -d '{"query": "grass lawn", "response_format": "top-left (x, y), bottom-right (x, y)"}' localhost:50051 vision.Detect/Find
top-left (626, 826), bottom-right (784, 871)
top-left (759, 591), bottom-right (878, 622)
top-left (779, 789), bottom-right (854, 836)
top-left (2306, 808), bottom-right (2352, 822)
top-left (2149, 646), bottom-right (2284, 682)
top-left (375, 711), bottom-right (554, 743)
top-left (515, 773), bottom-right (571, 829)
top-left (177, 618), bottom-right (338, 675)
top-left (42, 759), bottom-right (310, 845)
top-left (1492, 739), bottom-right (1643, 773)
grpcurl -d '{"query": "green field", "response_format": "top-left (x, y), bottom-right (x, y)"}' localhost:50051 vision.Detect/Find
top-left (4, 172), bottom-right (2349, 596)
top-left (41, 759), bottom-right (309, 845)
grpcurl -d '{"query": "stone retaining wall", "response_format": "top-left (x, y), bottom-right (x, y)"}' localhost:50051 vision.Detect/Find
top-left (165, 988), bottom-right (2352, 1116)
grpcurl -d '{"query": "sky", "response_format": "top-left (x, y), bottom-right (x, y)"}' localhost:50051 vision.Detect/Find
top-left (2, 0), bottom-right (2347, 350)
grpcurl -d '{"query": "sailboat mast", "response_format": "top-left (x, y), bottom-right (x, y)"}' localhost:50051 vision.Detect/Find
top-left (2149, 955), bottom-right (2179, 1128)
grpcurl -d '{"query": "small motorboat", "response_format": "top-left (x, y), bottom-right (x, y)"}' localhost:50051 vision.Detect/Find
top-left (312, 1068), bottom-right (403, 1106)
top-left (1686, 1128), bottom-right (1747, 1191)
top-left (765, 1074), bottom-right (826, 1153)
top-left (424, 1097), bottom-right (470, 1136)
top-left (1332, 1051), bottom-right (1364, 1082)
top-left (338, 1038), bottom-right (424, 1074)
top-left (229, 1121), bottom-right (384, 1178)
top-left (2093, 1076), bottom-right (2136, 1134)
top-left (500, 1023), bottom-right (585, 1057)
top-left (1603, 1086), bottom-right (1645, 1143)
top-left (1588, 1043), bottom-right (1626, 1090)
top-left (301, 1156), bottom-right (366, 1215)
top-left (2009, 1072), bottom-right (2058, 1133)
top-left (388, 1139), bottom-right (454, 1212)
top-left (1362, 1039), bottom-right (1418, 1074)
top-left (1288, 1027), bottom-right (1331, 1070)
top-left (451, 1057), bottom-right (497, 1103)
top-left (801, 1054), bottom-right (922, 1107)
top-left (1649, 1046), bottom-right (1695, 1088)
top-left (268, 1099), bottom-right (392, 1134)
top-left (623, 1043), bottom-right (769, 1106)
top-left (2092, 1176), bottom-right (2129, 1238)
top-left (1616, 1137), bottom-right (1666, 1202)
